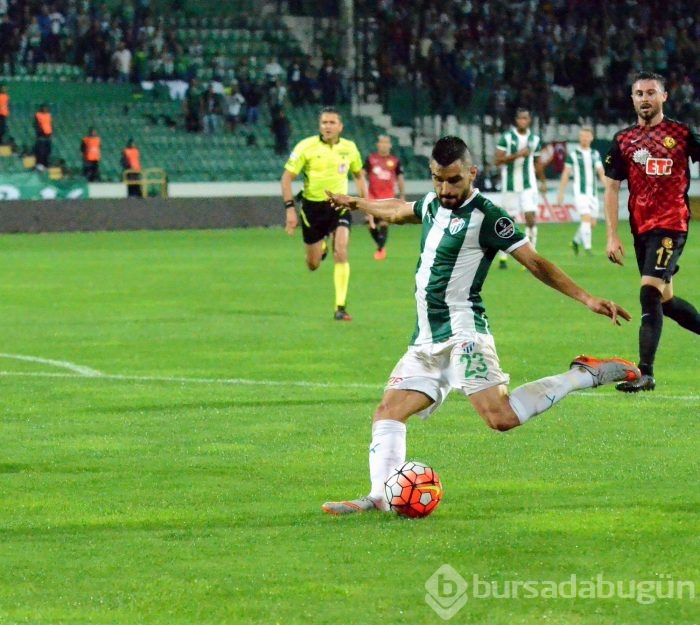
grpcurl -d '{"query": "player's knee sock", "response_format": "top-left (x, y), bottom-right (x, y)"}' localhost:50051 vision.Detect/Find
top-left (368, 225), bottom-right (380, 246)
top-left (639, 285), bottom-right (663, 376)
top-left (334, 262), bottom-right (350, 308)
top-left (580, 221), bottom-right (592, 250)
top-left (662, 296), bottom-right (700, 334)
top-left (368, 419), bottom-right (406, 506)
top-left (376, 225), bottom-right (388, 250)
top-left (526, 225), bottom-right (538, 249)
top-left (508, 368), bottom-right (591, 424)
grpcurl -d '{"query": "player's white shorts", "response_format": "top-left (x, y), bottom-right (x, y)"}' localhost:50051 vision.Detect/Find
top-left (574, 195), bottom-right (600, 219)
top-left (385, 334), bottom-right (510, 419)
top-left (501, 189), bottom-right (538, 216)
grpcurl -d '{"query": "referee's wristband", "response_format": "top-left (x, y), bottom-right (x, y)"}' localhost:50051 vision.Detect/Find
top-left (284, 200), bottom-right (295, 209)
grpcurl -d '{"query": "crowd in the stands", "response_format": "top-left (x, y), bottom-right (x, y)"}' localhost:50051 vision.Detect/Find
top-left (0, 0), bottom-right (698, 125)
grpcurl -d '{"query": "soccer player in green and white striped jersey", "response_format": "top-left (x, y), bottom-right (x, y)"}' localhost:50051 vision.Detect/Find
top-left (556, 127), bottom-right (606, 255)
top-left (494, 108), bottom-right (547, 267)
top-left (321, 136), bottom-right (640, 516)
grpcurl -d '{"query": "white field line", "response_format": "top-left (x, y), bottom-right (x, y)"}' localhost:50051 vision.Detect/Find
top-left (0, 353), bottom-right (697, 400)
top-left (0, 370), bottom-right (697, 401)
top-left (0, 353), bottom-right (103, 376)
top-left (0, 369), bottom-right (380, 390)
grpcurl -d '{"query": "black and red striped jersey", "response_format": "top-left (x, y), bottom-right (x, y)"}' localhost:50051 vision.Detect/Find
top-left (364, 152), bottom-right (404, 200)
top-left (604, 118), bottom-right (700, 235)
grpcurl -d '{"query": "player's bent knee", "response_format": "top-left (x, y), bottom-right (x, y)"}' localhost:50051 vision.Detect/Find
top-left (470, 386), bottom-right (519, 431)
top-left (334, 249), bottom-right (348, 263)
top-left (372, 390), bottom-right (429, 423)
top-left (373, 400), bottom-right (394, 421)
top-left (479, 407), bottom-right (519, 432)
top-left (487, 417), bottom-right (518, 432)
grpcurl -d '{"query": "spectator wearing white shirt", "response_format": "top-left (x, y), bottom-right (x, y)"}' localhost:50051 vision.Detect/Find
top-left (225, 81), bottom-right (246, 133)
top-left (46, 6), bottom-right (65, 61)
top-left (263, 56), bottom-right (284, 87)
top-left (263, 55), bottom-right (284, 102)
top-left (268, 77), bottom-right (287, 116)
top-left (111, 41), bottom-right (132, 83)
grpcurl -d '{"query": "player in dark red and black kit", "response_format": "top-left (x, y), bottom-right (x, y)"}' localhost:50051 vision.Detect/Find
top-left (363, 134), bottom-right (406, 260)
top-left (604, 71), bottom-right (700, 393)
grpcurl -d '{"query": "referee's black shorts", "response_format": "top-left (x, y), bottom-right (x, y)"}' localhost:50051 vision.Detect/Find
top-left (298, 197), bottom-right (352, 245)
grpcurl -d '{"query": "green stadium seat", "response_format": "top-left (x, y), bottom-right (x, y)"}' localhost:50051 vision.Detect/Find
top-left (0, 5), bottom-right (431, 184)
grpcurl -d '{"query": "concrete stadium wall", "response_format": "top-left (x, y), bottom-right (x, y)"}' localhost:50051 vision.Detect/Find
top-left (0, 183), bottom-right (698, 234)
top-left (0, 196), bottom-right (282, 233)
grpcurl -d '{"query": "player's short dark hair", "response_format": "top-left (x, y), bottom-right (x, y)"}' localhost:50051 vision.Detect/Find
top-left (631, 71), bottom-right (666, 91)
top-left (515, 107), bottom-right (531, 117)
top-left (319, 106), bottom-right (342, 120)
top-left (432, 136), bottom-right (472, 167)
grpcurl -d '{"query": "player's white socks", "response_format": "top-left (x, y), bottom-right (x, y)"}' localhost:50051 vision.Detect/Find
top-left (508, 368), bottom-right (594, 424)
top-left (368, 419), bottom-right (406, 508)
top-left (580, 221), bottom-right (592, 250)
top-left (526, 225), bottom-right (538, 249)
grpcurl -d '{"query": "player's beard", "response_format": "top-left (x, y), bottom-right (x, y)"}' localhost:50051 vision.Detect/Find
top-left (636, 103), bottom-right (659, 123)
top-left (440, 192), bottom-right (467, 208)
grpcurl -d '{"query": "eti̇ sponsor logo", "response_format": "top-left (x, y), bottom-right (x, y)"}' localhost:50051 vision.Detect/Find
top-left (645, 157), bottom-right (672, 176)
top-left (372, 165), bottom-right (393, 181)
top-left (494, 216), bottom-right (515, 238)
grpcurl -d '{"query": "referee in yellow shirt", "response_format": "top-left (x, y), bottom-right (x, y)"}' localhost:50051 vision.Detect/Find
top-left (281, 107), bottom-right (367, 321)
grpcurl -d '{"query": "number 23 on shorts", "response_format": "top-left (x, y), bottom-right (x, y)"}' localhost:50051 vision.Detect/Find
top-left (459, 352), bottom-right (488, 380)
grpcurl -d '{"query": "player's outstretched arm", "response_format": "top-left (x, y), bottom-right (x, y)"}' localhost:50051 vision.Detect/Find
top-left (512, 243), bottom-right (632, 325)
top-left (326, 191), bottom-right (419, 224)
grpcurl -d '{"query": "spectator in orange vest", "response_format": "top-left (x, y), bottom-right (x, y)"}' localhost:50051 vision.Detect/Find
top-left (81, 126), bottom-right (101, 181)
top-left (121, 138), bottom-right (142, 197)
top-left (34, 103), bottom-right (53, 170)
top-left (0, 84), bottom-right (9, 145)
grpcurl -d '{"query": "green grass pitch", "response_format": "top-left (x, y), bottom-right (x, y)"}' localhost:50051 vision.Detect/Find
top-left (0, 222), bottom-right (697, 625)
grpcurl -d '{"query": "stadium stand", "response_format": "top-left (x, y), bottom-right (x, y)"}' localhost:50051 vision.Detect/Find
top-left (0, 79), bottom-right (427, 182)
top-left (0, 1), bottom-right (696, 184)
top-left (0, 0), bottom-right (429, 183)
